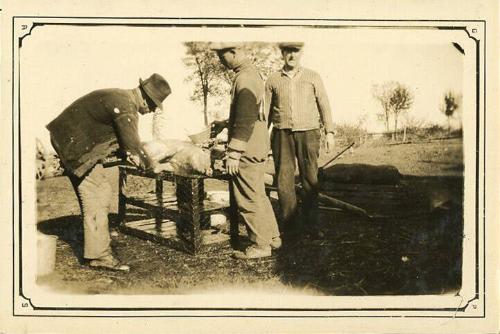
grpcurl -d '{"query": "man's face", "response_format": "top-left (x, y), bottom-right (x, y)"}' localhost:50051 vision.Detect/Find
top-left (138, 95), bottom-right (158, 115)
top-left (282, 48), bottom-right (303, 69)
top-left (217, 49), bottom-right (237, 69)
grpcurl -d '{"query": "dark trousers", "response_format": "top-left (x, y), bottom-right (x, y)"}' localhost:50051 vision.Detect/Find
top-left (271, 128), bottom-right (320, 232)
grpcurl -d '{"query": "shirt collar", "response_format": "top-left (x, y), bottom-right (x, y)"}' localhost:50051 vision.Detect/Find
top-left (281, 66), bottom-right (303, 78)
top-left (131, 88), bottom-right (145, 106)
top-left (233, 59), bottom-right (253, 73)
top-left (131, 87), bottom-right (150, 112)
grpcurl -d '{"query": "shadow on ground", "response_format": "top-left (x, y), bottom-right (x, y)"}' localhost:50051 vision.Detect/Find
top-left (37, 212), bottom-right (146, 264)
top-left (273, 173), bottom-right (464, 295)
top-left (36, 162), bottom-right (464, 296)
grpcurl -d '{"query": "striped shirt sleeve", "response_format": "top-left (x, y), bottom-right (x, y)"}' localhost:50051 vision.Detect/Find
top-left (312, 72), bottom-right (334, 133)
top-left (264, 77), bottom-right (274, 128)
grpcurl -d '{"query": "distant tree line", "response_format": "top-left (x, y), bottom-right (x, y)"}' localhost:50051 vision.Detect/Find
top-left (372, 81), bottom-right (461, 141)
top-left (183, 42), bottom-right (462, 141)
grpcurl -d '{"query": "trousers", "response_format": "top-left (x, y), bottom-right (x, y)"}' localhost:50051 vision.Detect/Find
top-left (69, 163), bottom-right (113, 259)
top-left (271, 128), bottom-right (320, 230)
top-left (229, 156), bottom-right (280, 246)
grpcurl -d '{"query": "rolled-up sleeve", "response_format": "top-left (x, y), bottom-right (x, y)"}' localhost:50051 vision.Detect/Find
top-left (313, 74), bottom-right (334, 133)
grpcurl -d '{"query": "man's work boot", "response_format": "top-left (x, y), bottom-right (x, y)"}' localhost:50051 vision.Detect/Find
top-left (270, 237), bottom-right (282, 250)
top-left (89, 255), bottom-right (130, 272)
top-left (232, 244), bottom-right (272, 260)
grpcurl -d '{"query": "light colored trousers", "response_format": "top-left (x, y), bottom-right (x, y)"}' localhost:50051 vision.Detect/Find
top-left (229, 157), bottom-right (280, 246)
top-left (69, 163), bottom-right (113, 259)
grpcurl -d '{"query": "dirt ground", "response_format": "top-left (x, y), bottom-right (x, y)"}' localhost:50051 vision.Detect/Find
top-left (36, 138), bottom-right (464, 296)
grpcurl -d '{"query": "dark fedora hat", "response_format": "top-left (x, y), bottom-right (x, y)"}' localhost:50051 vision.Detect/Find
top-left (139, 73), bottom-right (171, 111)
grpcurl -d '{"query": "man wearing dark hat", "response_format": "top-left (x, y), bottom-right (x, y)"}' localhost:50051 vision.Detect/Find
top-left (211, 42), bottom-right (281, 259)
top-left (47, 73), bottom-right (171, 271)
top-left (265, 42), bottom-right (335, 240)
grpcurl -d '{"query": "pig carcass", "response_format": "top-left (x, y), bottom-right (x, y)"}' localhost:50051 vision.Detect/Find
top-left (142, 139), bottom-right (212, 176)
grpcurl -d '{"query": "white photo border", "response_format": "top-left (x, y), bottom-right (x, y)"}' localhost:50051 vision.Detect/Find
top-left (11, 17), bottom-right (486, 318)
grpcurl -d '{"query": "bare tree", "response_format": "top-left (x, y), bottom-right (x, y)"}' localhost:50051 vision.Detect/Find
top-left (390, 83), bottom-right (413, 140)
top-left (440, 91), bottom-right (461, 135)
top-left (183, 42), bottom-right (282, 126)
top-left (183, 42), bottom-right (230, 126)
top-left (372, 81), bottom-right (413, 140)
top-left (372, 82), bottom-right (394, 133)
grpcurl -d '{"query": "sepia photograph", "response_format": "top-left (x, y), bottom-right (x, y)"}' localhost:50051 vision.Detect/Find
top-left (1, 1), bottom-right (498, 333)
top-left (24, 19), bottom-right (475, 303)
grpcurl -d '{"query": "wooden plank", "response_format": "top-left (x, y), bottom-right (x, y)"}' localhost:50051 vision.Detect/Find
top-left (127, 193), bottom-right (178, 202)
top-left (125, 218), bottom-right (157, 228)
top-left (127, 196), bottom-right (177, 205)
top-left (126, 197), bottom-right (226, 213)
top-left (125, 218), bottom-right (176, 229)
top-left (201, 200), bottom-right (229, 213)
top-left (125, 198), bottom-right (178, 213)
top-left (138, 223), bottom-right (176, 231)
top-left (141, 224), bottom-right (177, 233)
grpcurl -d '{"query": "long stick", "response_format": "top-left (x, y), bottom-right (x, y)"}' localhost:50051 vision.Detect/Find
top-left (266, 183), bottom-right (369, 218)
top-left (317, 192), bottom-right (368, 218)
top-left (320, 142), bottom-right (355, 170)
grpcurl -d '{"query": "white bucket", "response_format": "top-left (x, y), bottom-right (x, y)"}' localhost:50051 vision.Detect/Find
top-left (37, 232), bottom-right (58, 277)
top-left (210, 213), bottom-right (228, 227)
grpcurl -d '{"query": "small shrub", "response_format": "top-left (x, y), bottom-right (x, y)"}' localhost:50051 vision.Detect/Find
top-left (320, 122), bottom-right (367, 149)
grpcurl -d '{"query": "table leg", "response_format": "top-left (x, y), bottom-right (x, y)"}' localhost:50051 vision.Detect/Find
top-left (155, 175), bottom-right (164, 229)
top-left (117, 167), bottom-right (127, 226)
top-left (176, 177), bottom-right (204, 254)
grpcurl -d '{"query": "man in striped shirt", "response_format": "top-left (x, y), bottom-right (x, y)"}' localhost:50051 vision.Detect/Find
top-left (265, 42), bottom-right (335, 239)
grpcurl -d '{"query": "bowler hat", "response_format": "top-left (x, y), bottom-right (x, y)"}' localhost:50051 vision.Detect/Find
top-left (139, 73), bottom-right (171, 111)
top-left (278, 42), bottom-right (304, 51)
top-left (209, 42), bottom-right (241, 51)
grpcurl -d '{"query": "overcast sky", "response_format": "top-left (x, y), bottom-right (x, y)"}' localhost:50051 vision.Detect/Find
top-left (20, 24), bottom-right (469, 149)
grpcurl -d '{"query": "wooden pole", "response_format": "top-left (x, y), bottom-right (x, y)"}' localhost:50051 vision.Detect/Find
top-left (317, 193), bottom-right (369, 218)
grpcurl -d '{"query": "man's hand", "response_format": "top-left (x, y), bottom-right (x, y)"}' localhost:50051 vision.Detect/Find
top-left (226, 157), bottom-right (240, 176)
top-left (126, 152), bottom-right (142, 167)
top-left (325, 132), bottom-right (335, 153)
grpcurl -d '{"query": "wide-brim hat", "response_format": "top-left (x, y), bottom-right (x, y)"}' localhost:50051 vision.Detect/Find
top-left (278, 42), bottom-right (304, 51)
top-left (139, 73), bottom-right (171, 111)
top-left (209, 42), bottom-right (241, 51)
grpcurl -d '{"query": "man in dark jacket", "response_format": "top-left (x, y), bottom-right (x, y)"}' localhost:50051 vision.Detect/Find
top-left (211, 43), bottom-right (280, 259)
top-left (47, 73), bottom-right (171, 271)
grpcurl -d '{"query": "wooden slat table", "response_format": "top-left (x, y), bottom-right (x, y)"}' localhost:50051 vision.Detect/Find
top-left (117, 165), bottom-right (234, 255)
